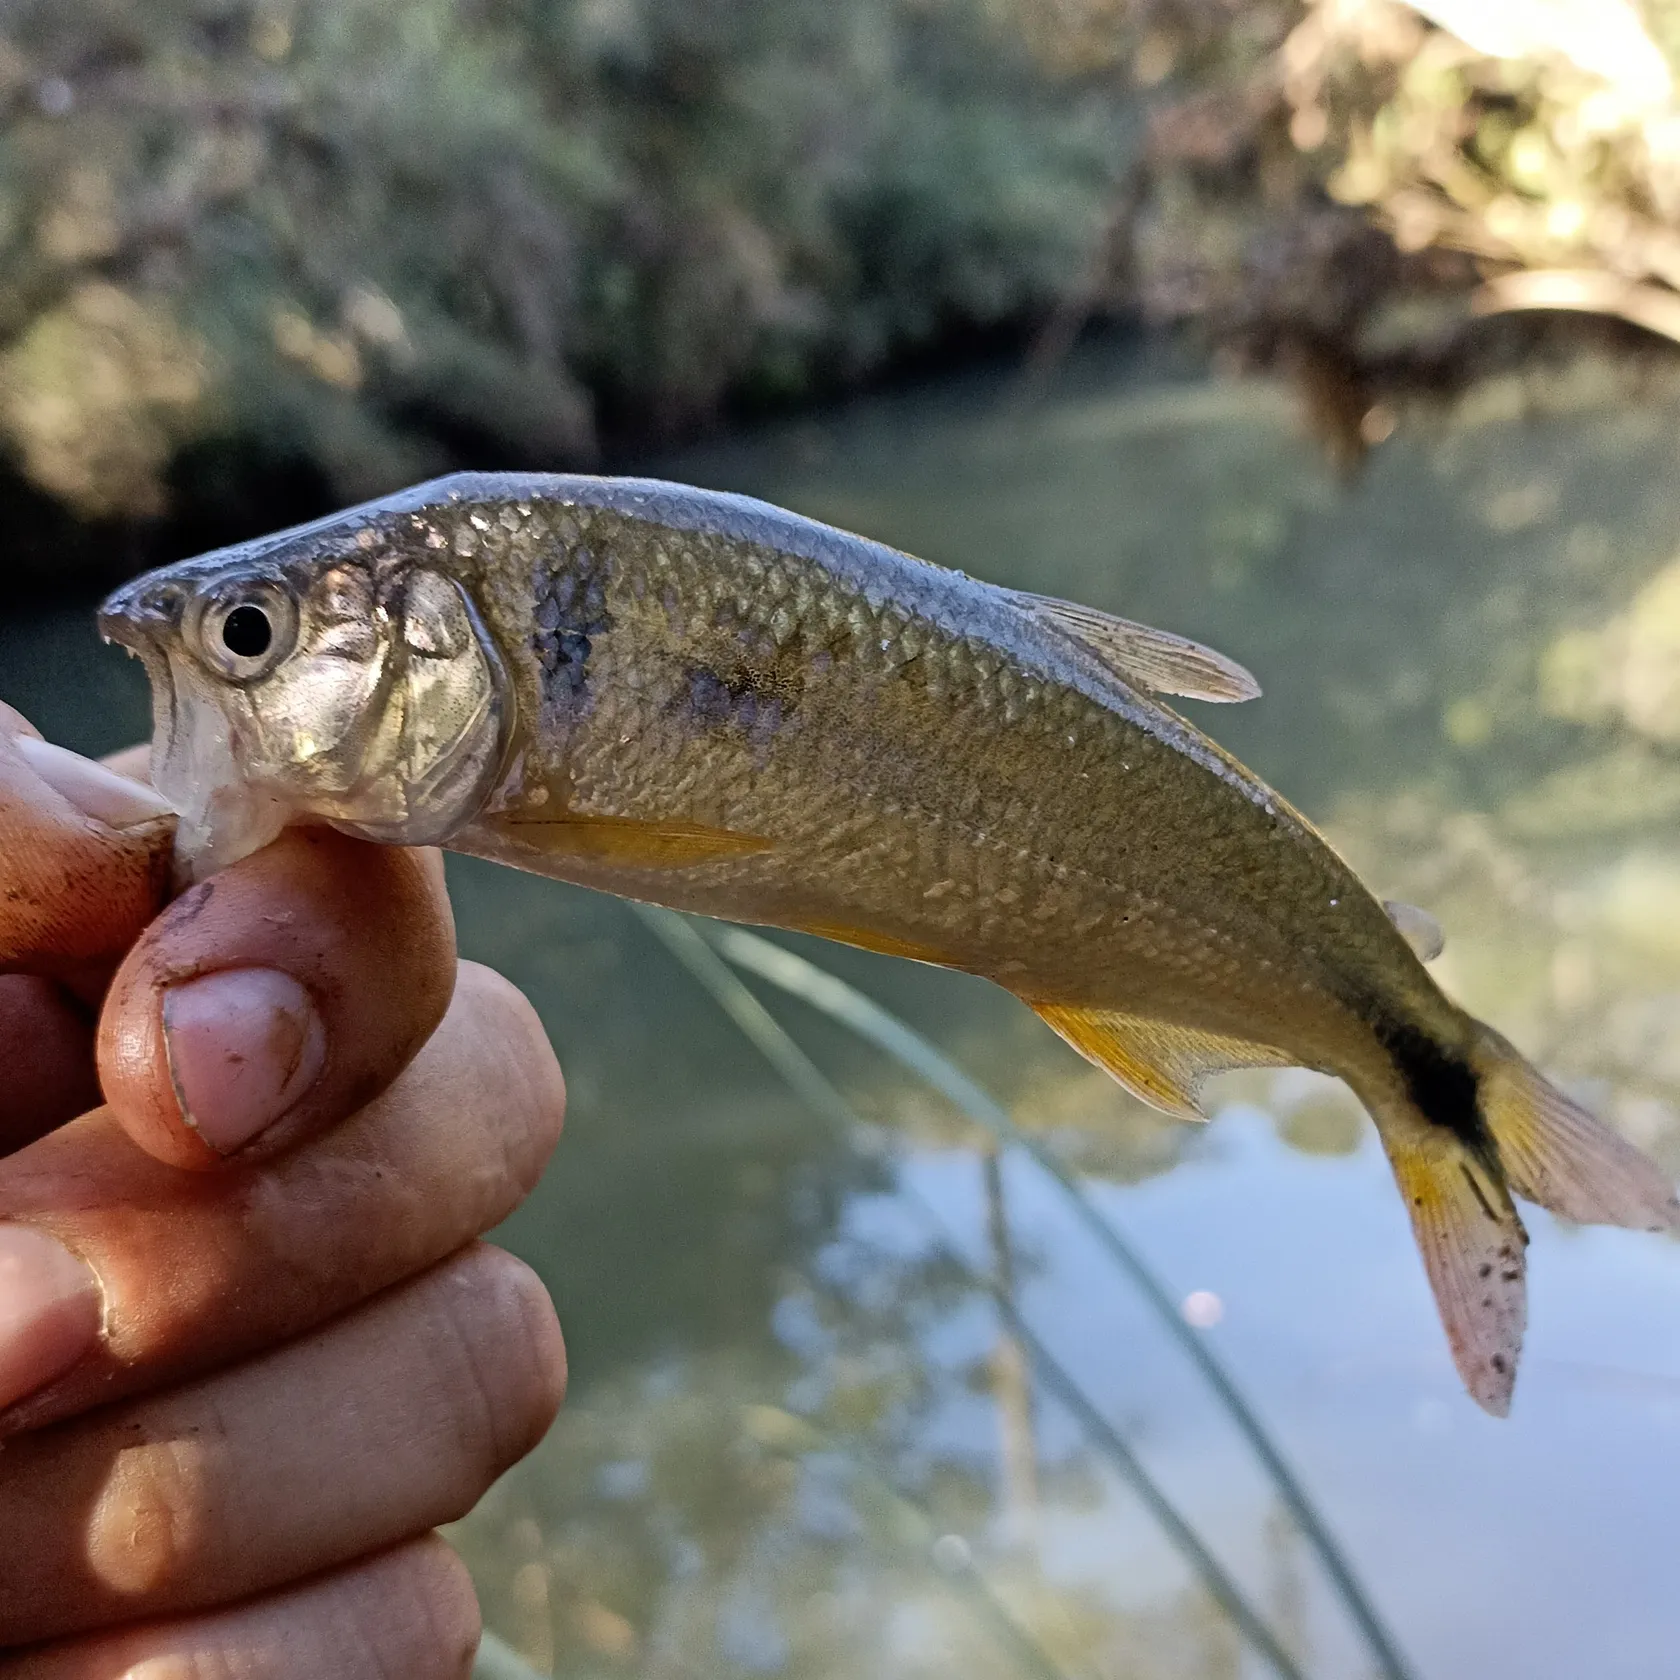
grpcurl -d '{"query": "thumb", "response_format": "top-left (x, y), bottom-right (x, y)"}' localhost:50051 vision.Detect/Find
top-left (0, 704), bottom-right (176, 987)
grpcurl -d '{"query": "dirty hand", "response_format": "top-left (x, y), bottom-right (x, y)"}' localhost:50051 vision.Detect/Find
top-left (0, 704), bottom-right (567, 1678)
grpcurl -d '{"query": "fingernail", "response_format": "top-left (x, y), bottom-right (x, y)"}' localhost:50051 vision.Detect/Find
top-left (0, 1225), bottom-right (102, 1412)
top-left (162, 969), bottom-right (327, 1153)
top-left (15, 736), bottom-right (175, 830)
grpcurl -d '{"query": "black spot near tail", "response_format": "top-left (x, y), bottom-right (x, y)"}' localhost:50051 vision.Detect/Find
top-left (1376, 1016), bottom-right (1488, 1154)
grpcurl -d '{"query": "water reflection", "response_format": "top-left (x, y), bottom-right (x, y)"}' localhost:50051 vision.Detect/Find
top-left (8, 342), bottom-right (1680, 1676)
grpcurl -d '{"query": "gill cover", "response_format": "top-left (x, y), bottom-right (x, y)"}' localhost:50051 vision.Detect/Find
top-left (119, 560), bottom-right (507, 880)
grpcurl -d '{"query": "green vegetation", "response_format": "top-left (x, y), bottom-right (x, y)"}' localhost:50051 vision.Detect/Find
top-left (8, 0), bottom-right (1680, 582)
top-left (0, 0), bottom-right (1126, 563)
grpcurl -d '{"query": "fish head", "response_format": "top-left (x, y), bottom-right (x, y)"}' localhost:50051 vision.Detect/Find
top-left (99, 506), bottom-right (509, 879)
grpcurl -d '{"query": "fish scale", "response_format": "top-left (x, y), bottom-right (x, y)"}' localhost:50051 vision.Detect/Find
top-left (521, 512), bottom-right (1373, 1037)
top-left (98, 470), bottom-right (1680, 1414)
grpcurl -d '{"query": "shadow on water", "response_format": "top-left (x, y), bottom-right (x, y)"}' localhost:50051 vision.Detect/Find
top-left (9, 340), bottom-right (1680, 1677)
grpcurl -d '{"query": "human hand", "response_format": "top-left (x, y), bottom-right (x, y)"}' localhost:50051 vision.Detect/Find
top-left (0, 704), bottom-right (567, 1678)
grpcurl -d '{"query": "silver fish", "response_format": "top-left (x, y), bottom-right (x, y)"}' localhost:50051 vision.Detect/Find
top-left (100, 473), bottom-right (1680, 1413)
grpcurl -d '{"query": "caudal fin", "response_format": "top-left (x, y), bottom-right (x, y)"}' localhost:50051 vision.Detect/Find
top-left (1379, 1128), bottom-right (1530, 1415)
top-left (1471, 1026), bottom-right (1680, 1232)
top-left (1380, 1026), bottom-right (1678, 1416)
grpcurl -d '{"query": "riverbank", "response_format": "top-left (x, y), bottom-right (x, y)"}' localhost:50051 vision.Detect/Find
top-left (9, 0), bottom-right (1680, 602)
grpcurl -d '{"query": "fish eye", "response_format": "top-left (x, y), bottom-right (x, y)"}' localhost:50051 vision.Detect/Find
top-left (195, 582), bottom-right (297, 681)
top-left (221, 604), bottom-right (272, 658)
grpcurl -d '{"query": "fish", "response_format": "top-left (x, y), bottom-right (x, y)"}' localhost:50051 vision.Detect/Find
top-left (98, 471), bottom-right (1678, 1414)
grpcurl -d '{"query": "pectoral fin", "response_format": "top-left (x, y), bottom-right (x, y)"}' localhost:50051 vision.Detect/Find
top-left (491, 812), bottom-right (773, 869)
top-left (1030, 1003), bottom-right (1293, 1119)
top-left (1018, 594), bottom-right (1261, 703)
top-left (1381, 1131), bottom-right (1528, 1416)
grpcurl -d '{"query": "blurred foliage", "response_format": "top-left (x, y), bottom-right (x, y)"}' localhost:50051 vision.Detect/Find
top-left (1007, 0), bottom-right (1680, 460)
top-left (0, 0), bottom-right (1124, 554)
top-left (10, 0), bottom-right (1680, 573)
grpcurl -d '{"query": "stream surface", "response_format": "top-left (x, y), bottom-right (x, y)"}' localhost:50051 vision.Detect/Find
top-left (9, 340), bottom-right (1680, 1679)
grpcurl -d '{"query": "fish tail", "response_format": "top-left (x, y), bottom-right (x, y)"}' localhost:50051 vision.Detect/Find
top-left (1469, 1024), bottom-right (1679, 1233)
top-left (1375, 1115), bottom-right (1529, 1416)
top-left (1372, 1021), bottom-right (1678, 1416)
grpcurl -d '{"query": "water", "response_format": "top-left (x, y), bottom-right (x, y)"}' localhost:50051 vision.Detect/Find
top-left (8, 342), bottom-right (1680, 1678)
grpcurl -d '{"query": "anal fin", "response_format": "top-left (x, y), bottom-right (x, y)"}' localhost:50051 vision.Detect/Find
top-left (1382, 1130), bottom-right (1529, 1416)
top-left (1031, 1003), bottom-right (1293, 1120)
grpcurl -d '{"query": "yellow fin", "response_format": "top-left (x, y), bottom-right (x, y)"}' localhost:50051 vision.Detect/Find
top-left (1383, 899), bottom-right (1444, 962)
top-left (490, 812), bottom-right (772, 868)
top-left (1030, 1003), bottom-right (1292, 1120)
top-left (1381, 1132), bottom-right (1528, 1416)
top-left (1473, 1026), bottom-right (1680, 1231)
top-left (1019, 594), bottom-right (1261, 704)
top-left (790, 918), bottom-right (958, 967)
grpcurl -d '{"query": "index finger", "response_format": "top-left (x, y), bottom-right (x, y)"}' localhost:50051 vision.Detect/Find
top-left (97, 826), bottom-right (457, 1170)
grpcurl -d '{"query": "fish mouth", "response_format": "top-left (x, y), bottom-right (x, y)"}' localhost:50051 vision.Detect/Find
top-left (98, 573), bottom-right (185, 786)
top-left (98, 573), bottom-right (188, 652)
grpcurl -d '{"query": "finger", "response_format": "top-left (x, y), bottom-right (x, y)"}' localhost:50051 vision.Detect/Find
top-left (4, 1535), bottom-right (480, 1680)
top-left (0, 963), bottom-right (564, 1433)
top-left (0, 1244), bottom-right (564, 1646)
top-left (0, 716), bottom-right (175, 986)
top-left (0, 977), bottom-right (99, 1154)
top-left (97, 827), bottom-right (456, 1168)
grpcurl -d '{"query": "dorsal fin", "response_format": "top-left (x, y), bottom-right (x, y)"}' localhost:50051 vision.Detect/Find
top-left (1017, 593), bottom-right (1261, 704)
top-left (1384, 899), bottom-right (1445, 962)
top-left (1031, 1002), bottom-right (1293, 1119)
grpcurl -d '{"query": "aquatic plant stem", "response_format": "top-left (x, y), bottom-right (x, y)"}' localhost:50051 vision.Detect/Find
top-left (746, 1404), bottom-right (1075, 1680)
top-left (473, 1630), bottom-right (550, 1680)
top-left (982, 1140), bottom-right (1042, 1525)
top-left (698, 919), bottom-right (1419, 1680)
top-left (636, 904), bottom-right (1308, 1680)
